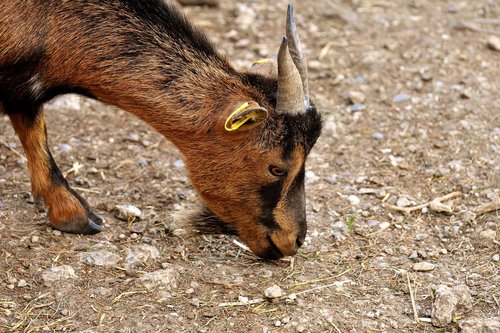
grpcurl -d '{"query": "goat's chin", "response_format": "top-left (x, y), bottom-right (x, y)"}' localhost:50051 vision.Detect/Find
top-left (189, 206), bottom-right (238, 236)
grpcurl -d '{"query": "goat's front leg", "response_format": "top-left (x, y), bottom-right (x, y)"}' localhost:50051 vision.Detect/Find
top-left (8, 110), bottom-right (103, 234)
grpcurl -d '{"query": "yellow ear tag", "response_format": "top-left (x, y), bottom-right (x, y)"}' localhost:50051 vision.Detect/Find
top-left (252, 58), bottom-right (272, 65)
top-left (225, 102), bottom-right (262, 132)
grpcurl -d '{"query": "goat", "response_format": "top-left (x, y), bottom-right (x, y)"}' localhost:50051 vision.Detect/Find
top-left (0, 1), bottom-right (321, 259)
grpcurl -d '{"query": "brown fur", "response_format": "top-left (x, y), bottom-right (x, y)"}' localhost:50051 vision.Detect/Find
top-left (1, 0), bottom-right (321, 258)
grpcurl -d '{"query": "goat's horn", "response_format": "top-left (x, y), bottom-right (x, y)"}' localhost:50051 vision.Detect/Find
top-left (276, 36), bottom-right (305, 115)
top-left (286, 3), bottom-right (309, 104)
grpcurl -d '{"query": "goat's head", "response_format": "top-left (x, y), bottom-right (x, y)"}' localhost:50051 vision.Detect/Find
top-left (183, 5), bottom-right (321, 259)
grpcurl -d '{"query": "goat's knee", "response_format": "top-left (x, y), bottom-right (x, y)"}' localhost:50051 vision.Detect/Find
top-left (8, 111), bottom-right (102, 234)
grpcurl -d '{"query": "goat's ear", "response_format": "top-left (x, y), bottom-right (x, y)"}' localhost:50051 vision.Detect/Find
top-left (249, 58), bottom-right (278, 78)
top-left (224, 101), bottom-right (268, 132)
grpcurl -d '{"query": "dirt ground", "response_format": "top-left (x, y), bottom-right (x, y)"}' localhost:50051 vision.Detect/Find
top-left (1, 0), bottom-right (499, 332)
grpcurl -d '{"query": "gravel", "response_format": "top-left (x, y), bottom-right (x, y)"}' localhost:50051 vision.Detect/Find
top-left (264, 285), bottom-right (283, 299)
top-left (413, 262), bottom-right (436, 272)
top-left (431, 284), bottom-right (472, 327)
top-left (41, 265), bottom-right (78, 285)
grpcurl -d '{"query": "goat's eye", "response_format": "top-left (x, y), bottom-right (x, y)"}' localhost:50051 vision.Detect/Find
top-left (269, 166), bottom-right (287, 177)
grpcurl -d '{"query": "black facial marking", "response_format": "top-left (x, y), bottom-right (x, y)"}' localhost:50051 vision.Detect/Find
top-left (258, 179), bottom-right (284, 230)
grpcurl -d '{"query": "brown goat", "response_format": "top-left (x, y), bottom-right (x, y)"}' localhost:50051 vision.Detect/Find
top-left (0, 1), bottom-right (321, 259)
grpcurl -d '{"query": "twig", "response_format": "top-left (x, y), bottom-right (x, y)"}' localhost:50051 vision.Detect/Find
top-left (384, 191), bottom-right (462, 214)
top-left (72, 186), bottom-right (100, 194)
top-left (407, 272), bottom-right (419, 324)
top-left (0, 137), bottom-right (26, 161)
top-left (219, 298), bottom-right (264, 307)
top-left (232, 239), bottom-right (251, 253)
top-left (475, 199), bottom-right (500, 215)
top-left (291, 269), bottom-right (351, 288)
top-left (323, 316), bottom-right (343, 333)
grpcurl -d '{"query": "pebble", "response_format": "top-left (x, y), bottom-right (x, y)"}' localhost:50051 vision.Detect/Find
top-left (393, 93), bottom-right (411, 103)
top-left (351, 103), bottom-right (364, 112)
top-left (479, 229), bottom-right (496, 242)
top-left (115, 204), bottom-right (142, 221)
top-left (124, 244), bottom-right (160, 268)
top-left (80, 249), bottom-right (121, 267)
top-left (396, 197), bottom-right (411, 207)
top-left (432, 284), bottom-right (472, 327)
top-left (41, 265), bottom-right (78, 285)
top-left (17, 279), bottom-right (27, 287)
top-left (348, 195), bottom-right (360, 205)
top-left (371, 132), bottom-right (384, 140)
top-left (486, 35), bottom-right (500, 51)
top-left (347, 91), bottom-right (366, 104)
top-left (379, 222), bottom-right (391, 230)
top-left (138, 266), bottom-right (180, 291)
top-left (31, 235), bottom-right (39, 243)
top-left (492, 254), bottom-right (499, 262)
top-left (264, 285), bottom-right (283, 299)
top-left (131, 221), bottom-right (148, 234)
top-left (413, 262), bottom-right (435, 272)
top-left (52, 230), bottom-right (62, 236)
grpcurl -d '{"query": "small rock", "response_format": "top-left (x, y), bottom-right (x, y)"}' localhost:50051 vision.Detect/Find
top-left (371, 132), bottom-right (384, 140)
top-left (52, 230), bottom-right (62, 236)
top-left (41, 265), bottom-right (78, 285)
top-left (486, 35), bottom-right (500, 51)
top-left (432, 284), bottom-right (472, 327)
top-left (393, 93), bottom-right (411, 103)
top-left (173, 160), bottom-right (185, 169)
top-left (31, 235), bottom-right (39, 243)
top-left (413, 262), bottom-right (435, 272)
top-left (492, 254), bottom-right (499, 262)
top-left (348, 195), bottom-right (360, 205)
top-left (115, 204), bottom-right (142, 221)
top-left (396, 197), bottom-right (411, 207)
top-left (460, 211), bottom-right (476, 223)
top-left (17, 279), bottom-right (28, 287)
top-left (351, 103), bottom-right (364, 112)
top-left (124, 244), bottom-right (160, 268)
top-left (379, 222), bottom-right (391, 230)
top-left (347, 91), bottom-right (366, 104)
top-left (138, 266), bottom-right (180, 291)
top-left (130, 221), bottom-right (148, 234)
top-left (479, 229), bottom-right (496, 242)
top-left (460, 317), bottom-right (500, 333)
top-left (264, 285), bottom-right (283, 299)
top-left (80, 249), bottom-right (121, 267)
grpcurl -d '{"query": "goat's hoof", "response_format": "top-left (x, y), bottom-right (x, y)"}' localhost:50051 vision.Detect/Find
top-left (52, 217), bottom-right (102, 235)
top-left (88, 211), bottom-right (105, 225)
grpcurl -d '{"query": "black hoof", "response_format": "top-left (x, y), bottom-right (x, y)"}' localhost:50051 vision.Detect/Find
top-left (88, 211), bottom-right (105, 225)
top-left (53, 217), bottom-right (102, 235)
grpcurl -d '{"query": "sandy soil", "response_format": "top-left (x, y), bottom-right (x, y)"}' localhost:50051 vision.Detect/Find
top-left (1, 0), bottom-right (499, 332)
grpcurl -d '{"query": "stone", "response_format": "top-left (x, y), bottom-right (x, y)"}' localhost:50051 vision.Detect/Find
top-left (42, 265), bottom-right (78, 285)
top-left (348, 195), bottom-right (360, 205)
top-left (124, 244), bottom-right (160, 268)
top-left (139, 266), bottom-right (180, 291)
top-left (396, 197), bottom-right (411, 207)
top-left (492, 254), bottom-right (499, 262)
top-left (264, 285), bottom-right (283, 299)
top-left (80, 249), bottom-right (121, 267)
top-left (393, 93), bottom-right (411, 103)
top-left (347, 91), bottom-right (366, 104)
top-left (413, 262), bottom-right (435, 272)
top-left (459, 317), bottom-right (500, 333)
top-left (479, 229), bottom-right (497, 242)
top-left (371, 132), bottom-right (384, 140)
top-left (115, 204), bottom-right (142, 221)
top-left (486, 36), bottom-right (500, 51)
top-left (431, 284), bottom-right (472, 327)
